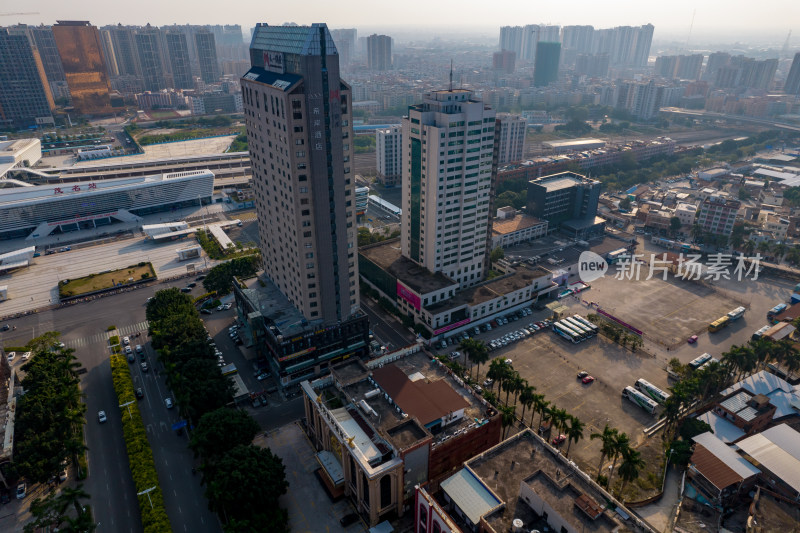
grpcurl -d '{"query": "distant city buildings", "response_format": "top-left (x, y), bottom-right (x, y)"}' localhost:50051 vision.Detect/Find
top-left (195, 30), bottom-right (220, 84)
top-left (654, 54), bottom-right (703, 80)
top-left (367, 34), bottom-right (392, 71)
top-left (492, 50), bottom-right (515, 74)
top-left (330, 28), bottom-right (357, 66)
top-left (785, 52), bottom-right (800, 95)
top-left (533, 42), bottom-right (561, 87)
top-left (376, 125), bottom-right (402, 187)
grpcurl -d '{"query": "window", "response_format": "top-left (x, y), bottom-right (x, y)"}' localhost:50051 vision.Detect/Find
top-left (418, 505), bottom-right (427, 526)
top-left (380, 475), bottom-right (392, 509)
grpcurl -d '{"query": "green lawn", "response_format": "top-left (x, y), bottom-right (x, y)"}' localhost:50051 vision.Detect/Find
top-left (59, 263), bottom-right (155, 297)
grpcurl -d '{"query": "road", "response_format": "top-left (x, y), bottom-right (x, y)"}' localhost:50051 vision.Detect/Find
top-left (0, 280), bottom-right (221, 533)
top-left (360, 298), bottom-right (416, 352)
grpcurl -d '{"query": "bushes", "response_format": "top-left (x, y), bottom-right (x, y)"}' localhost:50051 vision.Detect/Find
top-left (109, 335), bottom-right (120, 346)
top-left (107, 325), bottom-right (117, 331)
top-left (110, 354), bottom-right (171, 532)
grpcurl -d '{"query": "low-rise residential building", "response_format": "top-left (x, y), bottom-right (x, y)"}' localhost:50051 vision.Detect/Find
top-left (302, 348), bottom-right (501, 527)
top-left (696, 195), bottom-right (741, 237)
top-left (415, 428), bottom-right (650, 533)
top-left (644, 208), bottom-right (672, 231)
top-left (687, 431), bottom-right (761, 508)
top-left (490, 212), bottom-right (548, 248)
top-left (674, 203), bottom-right (697, 226)
top-left (759, 211), bottom-right (789, 241)
top-left (736, 424), bottom-right (800, 501)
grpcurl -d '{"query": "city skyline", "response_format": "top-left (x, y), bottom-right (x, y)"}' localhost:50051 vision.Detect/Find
top-left (7, 0), bottom-right (800, 42)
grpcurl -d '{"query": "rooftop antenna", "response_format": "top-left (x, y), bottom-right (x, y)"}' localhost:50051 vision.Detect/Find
top-left (449, 59), bottom-right (453, 91)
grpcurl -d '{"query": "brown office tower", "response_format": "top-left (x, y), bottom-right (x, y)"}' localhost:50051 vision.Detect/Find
top-left (52, 21), bottom-right (113, 115)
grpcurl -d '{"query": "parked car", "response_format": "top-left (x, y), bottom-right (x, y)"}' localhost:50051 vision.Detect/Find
top-left (505, 358), bottom-right (513, 365)
top-left (180, 287), bottom-right (192, 293)
top-left (577, 371), bottom-right (589, 379)
top-left (259, 395), bottom-right (268, 406)
top-left (165, 397), bottom-right (173, 409)
top-left (552, 434), bottom-right (566, 445)
top-left (123, 336), bottom-right (130, 345)
top-left (125, 345), bottom-right (133, 354)
top-left (6, 352), bottom-right (15, 362)
top-left (217, 305), bottom-right (225, 311)
top-left (135, 388), bottom-right (144, 399)
top-left (127, 352), bottom-right (135, 363)
top-left (483, 378), bottom-right (494, 387)
top-left (201, 309), bottom-right (212, 315)
top-left (16, 482), bottom-right (26, 500)
top-left (22, 351), bottom-right (32, 360)
top-left (141, 362), bottom-right (148, 372)
top-left (223, 303), bottom-right (233, 310)
top-left (687, 335), bottom-right (698, 344)
top-left (97, 410), bottom-right (107, 423)
top-left (581, 375), bottom-right (595, 384)
top-left (187, 282), bottom-right (197, 288)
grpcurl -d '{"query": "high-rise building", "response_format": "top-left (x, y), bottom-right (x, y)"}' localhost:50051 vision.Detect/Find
top-left (499, 26), bottom-right (524, 57)
top-left (703, 51), bottom-right (730, 82)
top-left (52, 20), bottom-right (113, 115)
top-left (562, 25), bottom-right (594, 53)
top-left (533, 42), bottom-right (560, 87)
top-left (135, 25), bottom-right (167, 91)
top-left (631, 24), bottom-right (654, 68)
top-left (24, 25), bottom-right (68, 98)
top-left (330, 28), bottom-right (356, 66)
top-left (238, 22), bottom-right (367, 388)
top-left (242, 22), bottom-right (358, 324)
top-left (521, 24), bottom-right (560, 62)
top-left (165, 31), bottom-right (193, 89)
top-left (98, 29), bottom-right (119, 77)
top-left (367, 34), bottom-right (392, 70)
top-left (0, 28), bottom-right (54, 128)
top-left (492, 50), bottom-right (516, 74)
top-left (574, 53), bottom-right (609, 77)
top-left (105, 25), bottom-right (141, 78)
top-left (195, 30), bottom-right (220, 83)
top-left (402, 88), bottom-right (495, 288)
top-left (495, 114), bottom-right (526, 164)
top-left (655, 54), bottom-right (703, 80)
top-left (376, 125), bottom-right (402, 187)
top-left (785, 52), bottom-right (800, 95)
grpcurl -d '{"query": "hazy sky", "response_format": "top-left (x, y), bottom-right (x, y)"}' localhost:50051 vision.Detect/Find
top-left (7, 0), bottom-right (799, 42)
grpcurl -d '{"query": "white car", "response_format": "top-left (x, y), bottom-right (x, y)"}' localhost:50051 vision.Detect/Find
top-left (223, 303), bottom-right (233, 310)
top-left (22, 351), bottom-right (32, 360)
top-left (6, 352), bottom-right (15, 362)
top-left (217, 305), bottom-right (224, 311)
top-left (165, 397), bottom-right (173, 409)
top-left (98, 410), bottom-right (107, 423)
top-left (125, 345), bottom-right (133, 354)
top-left (123, 336), bottom-right (130, 346)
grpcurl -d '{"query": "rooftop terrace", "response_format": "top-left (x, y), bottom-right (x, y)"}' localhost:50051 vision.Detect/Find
top-left (359, 239), bottom-right (457, 295)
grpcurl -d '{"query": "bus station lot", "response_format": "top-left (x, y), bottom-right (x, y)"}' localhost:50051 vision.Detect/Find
top-left (570, 268), bottom-right (743, 348)
top-left (484, 328), bottom-right (668, 475)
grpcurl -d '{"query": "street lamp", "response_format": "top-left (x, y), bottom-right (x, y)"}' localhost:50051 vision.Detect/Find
top-left (137, 486), bottom-right (157, 508)
top-left (119, 400), bottom-right (134, 419)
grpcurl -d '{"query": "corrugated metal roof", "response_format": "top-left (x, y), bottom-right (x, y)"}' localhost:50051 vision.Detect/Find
top-left (737, 424), bottom-right (800, 493)
top-left (250, 23), bottom-right (338, 56)
top-left (721, 370), bottom-right (793, 397)
top-left (737, 406), bottom-right (759, 422)
top-left (720, 391), bottom-right (750, 414)
top-left (692, 432), bottom-right (761, 480)
top-left (440, 469), bottom-right (501, 525)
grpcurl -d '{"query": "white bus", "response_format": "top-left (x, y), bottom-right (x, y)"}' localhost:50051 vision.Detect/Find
top-left (622, 386), bottom-right (658, 414)
top-left (563, 317), bottom-right (595, 338)
top-left (553, 322), bottom-right (582, 344)
top-left (688, 353), bottom-right (713, 370)
top-left (561, 318), bottom-right (591, 339)
top-left (634, 378), bottom-right (671, 404)
top-left (556, 320), bottom-right (585, 340)
top-left (571, 315), bottom-right (599, 336)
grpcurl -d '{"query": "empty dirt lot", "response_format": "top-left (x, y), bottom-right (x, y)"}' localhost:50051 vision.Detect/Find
top-left (572, 269), bottom-right (744, 347)
top-left (483, 326), bottom-right (669, 478)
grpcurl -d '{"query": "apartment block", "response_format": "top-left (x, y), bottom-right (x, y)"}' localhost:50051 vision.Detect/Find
top-left (696, 195), bottom-right (741, 237)
top-left (495, 113), bottom-right (526, 164)
top-left (376, 125), bottom-right (402, 187)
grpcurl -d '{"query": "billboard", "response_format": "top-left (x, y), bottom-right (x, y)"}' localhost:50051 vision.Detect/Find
top-left (264, 51), bottom-right (284, 74)
top-left (396, 282), bottom-right (421, 310)
top-left (434, 318), bottom-right (471, 336)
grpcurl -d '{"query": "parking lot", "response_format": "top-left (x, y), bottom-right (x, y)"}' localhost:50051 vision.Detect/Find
top-left (438, 308), bottom-right (670, 477)
top-left (575, 269), bottom-right (743, 347)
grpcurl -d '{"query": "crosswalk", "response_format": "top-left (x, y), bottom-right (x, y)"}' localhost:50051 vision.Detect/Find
top-left (65, 320), bottom-right (150, 349)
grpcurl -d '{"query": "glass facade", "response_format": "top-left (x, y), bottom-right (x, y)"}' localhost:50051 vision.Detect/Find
top-left (409, 138), bottom-right (422, 262)
top-left (0, 172), bottom-right (213, 239)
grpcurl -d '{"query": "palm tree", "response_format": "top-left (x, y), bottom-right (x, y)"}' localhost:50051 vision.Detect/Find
top-left (501, 373), bottom-right (517, 406)
top-left (565, 416), bottom-right (586, 457)
top-left (607, 432), bottom-right (630, 490)
top-left (743, 239), bottom-right (757, 256)
top-left (459, 338), bottom-right (480, 378)
top-left (510, 375), bottom-right (526, 406)
top-left (774, 242), bottom-right (788, 262)
top-left (519, 385), bottom-right (536, 424)
top-left (748, 337), bottom-right (773, 371)
top-left (551, 407), bottom-right (569, 435)
top-left (487, 358), bottom-right (511, 392)
top-left (773, 338), bottom-right (795, 367)
top-left (500, 405), bottom-right (516, 439)
top-left (531, 394), bottom-right (548, 429)
top-left (590, 425), bottom-right (618, 480)
top-left (786, 247), bottom-right (800, 266)
top-left (617, 447), bottom-right (646, 499)
top-left (690, 223), bottom-right (703, 243)
top-left (785, 349), bottom-right (800, 380)
top-left (471, 341), bottom-right (490, 382)
top-left (757, 240), bottom-right (772, 258)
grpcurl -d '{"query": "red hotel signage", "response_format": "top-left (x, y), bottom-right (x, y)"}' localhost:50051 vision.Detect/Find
top-left (434, 318), bottom-right (471, 336)
top-left (396, 282), bottom-right (421, 310)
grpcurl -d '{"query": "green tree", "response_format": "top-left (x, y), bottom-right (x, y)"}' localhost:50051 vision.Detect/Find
top-left (590, 425), bottom-right (619, 480)
top-left (500, 405), bottom-right (516, 439)
top-left (618, 197), bottom-right (632, 211)
top-left (490, 246), bottom-right (505, 263)
top-left (532, 394), bottom-right (549, 431)
top-left (471, 340), bottom-right (490, 382)
top-left (518, 385), bottom-right (536, 424)
top-left (564, 416), bottom-right (585, 457)
top-left (616, 448), bottom-right (646, 499)
top-left (743, 239), bottom-right (757, 255)
top-left (669, 216), bottom-right (682, 235)
top-left (190, 408), bottom-right (260, 462)
top-left (169, 358), bottom-right (235, 425)
top-left (24, 485), bottom-right (95, 533)
top-left (146, 287), bottom-right (195, 324)
top-left (204, 444), bottom-right (289, 530)
top-left (203, 255), bottom-right (259, 295)
top-left (607, 432), bottom-right (630, 489)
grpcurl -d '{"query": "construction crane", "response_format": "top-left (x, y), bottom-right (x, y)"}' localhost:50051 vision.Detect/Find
top-left (781, 30), bottom-right (792, 58)
top-left (0, 12), bottom-right (40, 16)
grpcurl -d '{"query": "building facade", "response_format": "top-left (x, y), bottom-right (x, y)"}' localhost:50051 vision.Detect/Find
top-left (135, 25), bottom-right (167, 92)
top-left (195, 30), bottom-right (220, 84)
top-left (52, 21), bottom-right (113, 115)
top-left (696, 195), bottom-right (741, 237)
top-left (533, 42), bottom-right (561, 87)
top-left (165, 31), bottom-right (193, 89)
top-left (241, 22), bottom-right (359, 326)
top-left (785, 52), bottom-right (800, 95)
top-left (494, 113), bottom-right (526, 164)
top-left (376, 125), bottom-right (402, 187)
top-left (367, 34), bottom-right (392, 71)
top-left (401, 89), bottom-right (495, 289)
top-left (527, 172), bottom-right (601, 227)
top-left (0, 29), bottom-right (54, 128)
